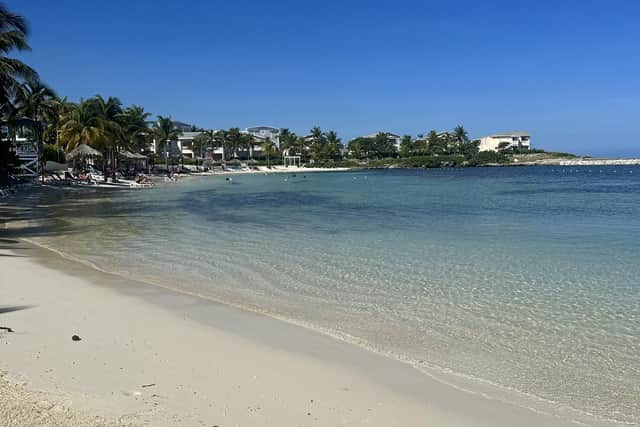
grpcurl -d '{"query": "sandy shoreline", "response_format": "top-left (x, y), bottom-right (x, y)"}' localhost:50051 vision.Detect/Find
top-left (0, 199), bottom-right (588, 426)
top-left (170, 165), bottom-right (352, 179)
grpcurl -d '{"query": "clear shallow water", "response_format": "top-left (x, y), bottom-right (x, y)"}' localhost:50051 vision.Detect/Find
top-left (33, 167), bottom-right (640, 424)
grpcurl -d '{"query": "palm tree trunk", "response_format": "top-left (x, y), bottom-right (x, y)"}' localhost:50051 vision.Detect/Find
top-left (164, 143), bottom-right (169, 172)
top-left (37, 130), bottom-right (44, 184)
top-left (103, 149), bottom-right (108, 182)
top-left (112, 148), bottom-right (118, 182)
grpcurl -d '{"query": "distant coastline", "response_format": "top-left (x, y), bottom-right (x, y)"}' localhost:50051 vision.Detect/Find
top-left (312, 153), bottom-right (640, 170)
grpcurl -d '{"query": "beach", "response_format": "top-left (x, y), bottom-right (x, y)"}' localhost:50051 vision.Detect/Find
top-left (2, 0), bottom-right (638, 424)
top-left (2, 166), bottom-right (638, 426)
top-left (0, 242), bottom-right (580, 427)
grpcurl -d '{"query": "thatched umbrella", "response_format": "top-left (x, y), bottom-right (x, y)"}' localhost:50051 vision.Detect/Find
top-left (66, 144), bottom-right (102, 161)
top-left (118, 151), bottom-right (148, 173)
top-left (67, 144), bottom-right (103, 172)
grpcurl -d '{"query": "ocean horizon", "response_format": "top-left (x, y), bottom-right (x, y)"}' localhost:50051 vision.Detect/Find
top-left (27, 166), bottom-right (640, 425)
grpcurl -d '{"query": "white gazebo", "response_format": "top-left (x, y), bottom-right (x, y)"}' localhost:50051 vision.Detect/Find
top-left (282, 155), bottom-right (301, 168)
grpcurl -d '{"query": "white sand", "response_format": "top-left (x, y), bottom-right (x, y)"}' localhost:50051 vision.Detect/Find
top-left (186, 165), bottom-right (352, 176)
top-left (0, 243), bottom-right (580, 426)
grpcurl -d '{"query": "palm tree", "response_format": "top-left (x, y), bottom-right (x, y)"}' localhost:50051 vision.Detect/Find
top-left (453, 125), bottom-right (469, 155)
top-left (43, 96), bottom-right (72, 146)
top-left (214, 129), bottom-right (229, 161)
top-left (310, 126), bottom-right (323, 144)
top-left (325, 130), bottom-right (342, 160)
top-left (83, 95), bottom-right (123, 179)
top-left (58, 99), bottom-right (109, 175)
top-left (14, 80), bottom-right (57, 121)
top-left (426, 130), bottom-right (445, 155)
top-left (454, 125), bottom-right (469, 143)
top-left (279, 128), bottom-right (297, 152)
top-left (399, 134), bottom-right (414, 157)
top-left (226, 128), bottom-right (243, 160)
top-left (241, 133), bottom-right (255, 160)
top-left (150, 116), bottom-right (181, 171)
top-left (261, 137), bottom-right (277, 168)
top-left (192, 131), bottom-right (212, 170)
top-left (0, 3), bottom-right (38, 114)
top-left (89, 95), bottom-right (123, 144)
top-left (58, 100), bottom-right (105, 151)
top-left (13, 79), bottom-right (58, 181)
top-left (295, 135), bottom-right (307, 160)
top-left (117, 105), bottom-right (151, 153)
top-left (309, 126), bottom-right (326, 163)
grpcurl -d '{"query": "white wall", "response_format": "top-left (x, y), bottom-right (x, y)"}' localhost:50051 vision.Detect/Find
top-left (478, 134), bottom-right (531, 151)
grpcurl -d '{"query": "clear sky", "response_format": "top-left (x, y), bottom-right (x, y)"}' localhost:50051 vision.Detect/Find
top-left (11, 0), bottom-right (640, 156)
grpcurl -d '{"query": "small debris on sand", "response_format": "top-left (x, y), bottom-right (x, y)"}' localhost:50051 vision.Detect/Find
top-left (71, 335), bottom-right (81, 341)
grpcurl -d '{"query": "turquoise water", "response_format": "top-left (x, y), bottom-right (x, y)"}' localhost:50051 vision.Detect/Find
top-left (35, 167), bottom-right (640, 425)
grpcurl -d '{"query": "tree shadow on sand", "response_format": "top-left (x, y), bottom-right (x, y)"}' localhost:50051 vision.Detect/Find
top-left (0, 305), bottom-right (36, 333)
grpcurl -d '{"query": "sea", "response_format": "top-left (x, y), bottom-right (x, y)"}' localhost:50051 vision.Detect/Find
top-left (29, 166), bottom-right (640, 425)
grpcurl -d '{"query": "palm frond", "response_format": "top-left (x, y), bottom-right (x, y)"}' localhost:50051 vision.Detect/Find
top-left (0, 3), bottom-right (29, 35)
top-left (0, 30), bottom-right (30, 53)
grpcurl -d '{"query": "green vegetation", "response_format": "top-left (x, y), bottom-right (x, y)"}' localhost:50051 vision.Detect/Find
top-left (343, 126), bottom-right (488, 168)
top-left (349, 132), bottom-right (397, 159)
top-left (42, 144), bottom-right (65, 163)
top-left (150, 115), bottom-right (181, 170)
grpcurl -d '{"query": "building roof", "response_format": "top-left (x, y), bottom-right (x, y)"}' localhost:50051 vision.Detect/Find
top-left (246, 126), bottom-right (281, 133)
top-left (172, 121), bottom-right (194, 131)
top-left (179, 131), bottom-right (205, 139)
top-left (359, 132), bottom-right (401, 139)
top-left (482, 131), bottom-right (531, 138)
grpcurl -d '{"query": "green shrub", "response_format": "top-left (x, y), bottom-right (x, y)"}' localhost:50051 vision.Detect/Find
top-left (43, 144), bottom-right (65, 163)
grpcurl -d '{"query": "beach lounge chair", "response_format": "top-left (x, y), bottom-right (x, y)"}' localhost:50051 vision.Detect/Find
top-left (46, 172), bottom-right (65, 185)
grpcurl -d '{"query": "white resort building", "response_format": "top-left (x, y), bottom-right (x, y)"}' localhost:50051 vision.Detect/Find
top-left (151, 131), bottom-right (204, 159)
top-left (150, 130), bottom-right (224, 160)
top-left (474, 131), bottom-right (531, 152)
top-left (175, 131), bottom-right (200, 158)
top-left (245, 126), bottom-right (281, 148)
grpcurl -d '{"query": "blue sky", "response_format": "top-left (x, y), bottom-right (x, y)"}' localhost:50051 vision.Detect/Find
top-left (12, 0), bottom-right (640, 156)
